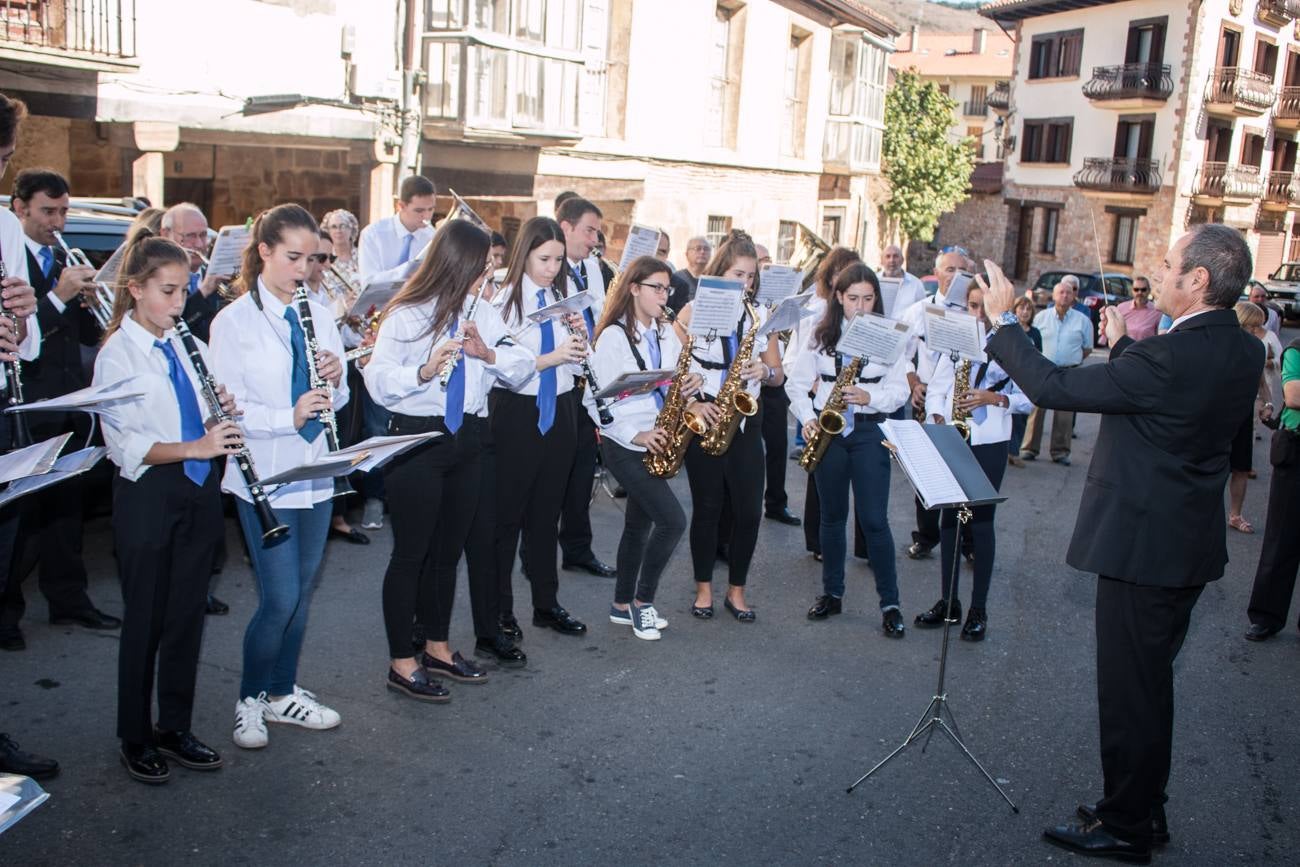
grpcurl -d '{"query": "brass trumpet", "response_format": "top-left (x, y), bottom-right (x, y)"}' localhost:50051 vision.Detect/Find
top-left (51, 230), bottom-right (115, 329)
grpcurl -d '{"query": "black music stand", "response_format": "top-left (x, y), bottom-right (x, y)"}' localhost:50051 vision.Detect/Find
top-left (846, 422), bottom-right (1018, 813)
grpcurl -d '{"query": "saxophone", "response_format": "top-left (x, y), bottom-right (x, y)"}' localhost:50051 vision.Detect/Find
top-left (951, 358), bottom-right (973, 441)
top-left (798, 355), bottom-right (864, 473)
top-left (698, 300), bottom-right (760, 456)
top-left (644, 331), bottom-right (707, 479)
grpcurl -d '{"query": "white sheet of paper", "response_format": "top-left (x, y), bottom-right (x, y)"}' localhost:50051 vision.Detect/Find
top-left (877, 277), bottom-right (902, 318)
top-left (923, 306), bottom-right (986, 362)
top-left (688, 277), bottom-right (745, 338)
top-left (7, 376), bottom-right (150, 415)
top-left (527, 290), bottom-right (592, 323)
top-left (207, 225), bottom-right (250, 277)
top-left (329, 432), bottom-right (440, 474)
top-left (0, 433), bottom-right (71, 486)
top-left (758, 294), bottom-right (814, 339)
top-left (0, 447), bottom-right (105, 508)
top-left (879, 419), bottom-right (967, 510)
top-left (594, 369), bottom-right (674, 401)
top-left (835, 313), bottom-right (909, 366)
top-left (617, 225), bottom-right (662, 272)
top-left (757, 265), bottom-right (804, 306)
top-left (94, 241), bottom-right (127, 287)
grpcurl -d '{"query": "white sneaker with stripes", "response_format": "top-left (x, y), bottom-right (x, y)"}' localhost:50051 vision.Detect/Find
top-left (233, 693), bottom-right (269, 749)
top-left (264, 685), bottom-right (341, 730)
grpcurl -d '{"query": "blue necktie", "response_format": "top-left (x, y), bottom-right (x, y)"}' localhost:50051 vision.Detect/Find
top-left (283, 307), bottom-right (324, 443)
top-left (398, 233), bottom-right (414, 266)
top-left (726, 330), bottom-right (738, 362)
top-left (536, 290), bottom-right (557, 434)
top-left (646, 329), bottom-right (665, 410)
top-left (573, 263), bottom-right (595, 338)
top-left (39, 246), bottom-right (54, 279)
top-left (971, 363), bottom-right (989, 425)
top-left (154, 339), bottom-right (210, 486)
top-left (840, 355), bottom-right (854, 436)
top-left (188, 271), bottom-right (200, 295)
top-left (444, 318), bottom-right (465, 433)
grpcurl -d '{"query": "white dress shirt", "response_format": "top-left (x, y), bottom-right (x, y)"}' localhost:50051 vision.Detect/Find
top-left (1, 209), bottom-right (42, 367)
top-left (362, 292), bottom-right (532, 417)
top-left (93, 314), bottom-right (213, 481)
top-left (208, 280), bottom-right (350, 508)
top-left (357, 214), bottom-right (434, 287)
top-left (566, 255), bottom-right (607, 320)
top-left (924, 349), bottom-right (1033, 445)
top-left (489, 273), bottom-right (578, 397)
top-left (784, 324), bottom-right (910, 429)
top-left (590, 319), bottom-right (694, 452)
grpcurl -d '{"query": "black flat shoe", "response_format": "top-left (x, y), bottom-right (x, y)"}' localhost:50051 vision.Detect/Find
top-left (0, 733), bottom-right (58, 780)
top-left (205, 594), bottom-right (229, 616)
top-left (960, 607), bottom-right (987, 642)
top-left (914, 598), bottom-right (960, 628)
top-left (474, 635), bottom-right (527, 667)
top-left (499, 615), bottom-right (523, 642)
top-left (386, 667), bottom-right (450, 702)
top-left (420, 650), bottom-right (489, 684)
top-left (691, 603), bottom-right (714, 619)
top-left (329, 526), bottom-right (370, 545)
top-left (764, 507), bottom-right (801, 526)
top-left (50, 606), bottom-right (121, 630)
top-left (561, 557), bottom-right (616, 578)
top-left (1043, 818), bottom-right (1151, 864)
top-left (1245, 622), bottom-right (1280, 642)
top-left (532, 606), bottom-right (588, 635)
top-left (154, 729), bottom-right (223, 771)
top-left (724, 598), bottom-right (755, 622)
top-left (120, 743), bottom-right (170, 785)
top-left (882, 608), bottom-right (905, 638)
top-left (905, 541), bottom-right (934, 560)
top-left (807, 595), bottom-right (842, 620)
top-left (1077, 803), bottom-right (1169, 846)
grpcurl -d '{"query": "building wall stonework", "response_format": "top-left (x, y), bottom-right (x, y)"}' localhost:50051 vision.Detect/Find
top-left (910, 190), bottom-right (1012, 278)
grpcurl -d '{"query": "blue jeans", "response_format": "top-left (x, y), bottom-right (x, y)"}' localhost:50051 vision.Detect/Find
top-left (1009, 412), bottom-right (1028, 457)
top-left (813, 421), bottom-right (899, 608)
top-left (236, 499), bottom-right (332, 698)
top-left (361, 389), bottom-right (392, 501)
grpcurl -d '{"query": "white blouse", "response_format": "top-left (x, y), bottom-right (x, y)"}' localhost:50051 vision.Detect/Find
top-left (924, 349), bottom-right (1033, 446)
top-left (489, 273), bottom-right (579, 398)
top-left (590, 319), bottom-right (694, 452)
top-left (784, 322), bottom-right (910, 429)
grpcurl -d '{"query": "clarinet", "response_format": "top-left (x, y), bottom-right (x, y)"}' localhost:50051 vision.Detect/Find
top-left (0, 254), bottom-right (32, 447)
top-left (173, 317), bottom-right (288, 542)
top-left (551, 288), bottom-right (613, 425)
top-left (291, 284), bottom-right (353, 498)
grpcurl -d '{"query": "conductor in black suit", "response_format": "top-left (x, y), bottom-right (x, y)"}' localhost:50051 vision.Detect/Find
top-left (978, 224), bottom-right (1263, 864)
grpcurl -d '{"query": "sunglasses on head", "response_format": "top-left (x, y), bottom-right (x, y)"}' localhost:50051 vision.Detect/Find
top-left (940, 245), bottom-right (970, 256)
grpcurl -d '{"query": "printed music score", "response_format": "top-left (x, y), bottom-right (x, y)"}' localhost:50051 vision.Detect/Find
top-left (687, 277), bottom-right (745, 338)
top-left (879, 420), bottom-right (968, 510)
top-left (618, 225), bottom-right (662, 272)
top-left (922, 306), bottom-right (986, 363)
top-left (835, 313), bottom-right (909, 365)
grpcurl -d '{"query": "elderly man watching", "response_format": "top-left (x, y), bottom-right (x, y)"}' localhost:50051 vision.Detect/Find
top-left (878, 244), bottom-right (928, 317)
top-left (160, 203), bottom-right (230, 342)
top-left (1112, 276), bottom-right (1162, 342)
top-left (1020, 275), bottom-right (1093, 465)
top-left (671, 236), bottom-right (711, 307)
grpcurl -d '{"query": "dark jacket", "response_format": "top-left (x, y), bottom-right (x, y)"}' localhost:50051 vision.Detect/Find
top-left (986, 307), bottom-right (1264, 587)
top-left (25, 249), bottom-right (100, 428)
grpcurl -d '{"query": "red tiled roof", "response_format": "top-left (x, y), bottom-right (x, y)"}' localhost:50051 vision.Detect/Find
top-left (889, 30), bottom-right (1015, 77)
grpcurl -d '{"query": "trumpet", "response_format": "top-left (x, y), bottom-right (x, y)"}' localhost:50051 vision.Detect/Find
top-left (437, 287), bottom-right (484, 387)
top-left (51, 230), bottom-right (115, 329)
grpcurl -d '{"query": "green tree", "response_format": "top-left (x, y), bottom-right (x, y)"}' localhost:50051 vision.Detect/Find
top-left (882, 69), bottom-right (976, 247)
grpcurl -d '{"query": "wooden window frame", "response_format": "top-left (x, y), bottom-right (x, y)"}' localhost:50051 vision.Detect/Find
top-left (1028, 28), bottom-right (1084, 80)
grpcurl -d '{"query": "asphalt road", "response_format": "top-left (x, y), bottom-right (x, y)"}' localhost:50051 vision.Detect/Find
top-left (3, 347), bottom-right (1299, 865)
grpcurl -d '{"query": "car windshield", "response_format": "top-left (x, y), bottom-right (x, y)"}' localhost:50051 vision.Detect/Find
top-left (1270, 263), bottom-right (1300, 282)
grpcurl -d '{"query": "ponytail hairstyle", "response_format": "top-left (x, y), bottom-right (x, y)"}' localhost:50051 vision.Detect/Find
top-left (814, 246), bottom-right (862, 300)
top-left (384, 219), bottom-right (491, 341)
top-left (102, 229), bottom-right (191, 342)
top-left (499, 216), bottom-right (571, 325)
top-left (595, 255), bottom-right (672, 345)
top-left (814, 262), bottom-right (882, 355)
top-left (236, 203), bottom-right (319, 300)
top-left (702, 229), bottom-right (758, 282)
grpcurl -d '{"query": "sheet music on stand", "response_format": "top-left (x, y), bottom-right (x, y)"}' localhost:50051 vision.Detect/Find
top-left (0, 433), bottom-right (72, 486)
top-left (877, 277), bottom-right (902, 319)
top-left (687, 277), bottom-right (744, 339)
top-left (756, 264), bottom-right (804, 306)
top-left (617, 225), bottom-right (661, 271)
top-left (349, 281), bottom-right (403, 319)
top-left (594, 369), bottom-right (674, 402)
top-left (922, 306), bottom-right (987, 363)
top-left (835, 313), bottom-right (909, 365)
top-left (879, 420), bottom-right (1005, 511)
top-left (94, 242), bottom-right (127, 287)
top-left (207, 225), bottom-right (251, 277)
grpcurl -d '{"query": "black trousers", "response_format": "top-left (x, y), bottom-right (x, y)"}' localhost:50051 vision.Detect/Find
top-left (1247, 428), bottom-right (1300, 630)
top-left (602, 441), bottom-right (687, 605)
top-left (492, 389), bottom-right (579, 612)
top-left (761, 384), bottom-right (790, 512)
top-left (938, 441), bottom-right (1007, 608)
top-left (803, 472), bottom-right (866, 558)
top-left (458, 422), bottom-right (503, 638)
top-left (113, 463), bottom-right (222, 745)
top-left (558, 402), bottom-right (599, 563)
top-left (684, 409), bottom-right (764, 586)
top-left (1094, 576), bottom-right (1204, 846)
top-left (381, 414), bottom-right (483, 657)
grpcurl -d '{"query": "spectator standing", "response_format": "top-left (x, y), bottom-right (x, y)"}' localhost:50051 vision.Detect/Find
top-left (1021, 279), bottom-right (1093, 465)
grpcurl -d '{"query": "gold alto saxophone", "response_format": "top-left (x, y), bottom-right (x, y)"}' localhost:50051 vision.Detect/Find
top-left (951, 357), bottom-right (973, 441)
top-left (699, 300), bottom-right (760, 456)
top-left (798, 355), bottom-right (864, 473)
top-left (644, 329), bottom-right (707, 480)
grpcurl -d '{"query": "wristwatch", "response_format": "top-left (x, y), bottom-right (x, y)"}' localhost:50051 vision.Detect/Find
top-left (989, 310), bottom-right (1018, 333)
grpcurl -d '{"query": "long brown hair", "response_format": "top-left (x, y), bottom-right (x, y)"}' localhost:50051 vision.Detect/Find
top-left (815, 246), bottom-right (862, 299)
top-left (499, 216), bottom-right (571, 325)
top-left (385, 219), bottom-right (491, 340)
top-left (595, 256), bottom-right (672, 345)
top-left (102, 230), bottom-right (190, 342)
top-left (236, 204), bottom-right (319, 297)
top-left (814, 262), bottom-right (882, 354)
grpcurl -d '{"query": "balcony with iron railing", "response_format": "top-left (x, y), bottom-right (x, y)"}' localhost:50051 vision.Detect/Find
top-left (1263, 170), bottom-right (1300, 208)
top-left (1082, 64), bottom-right (1174, 106)
top-left (1205, 67), bottom-right (1277, 116)
top-left (0, 0), bottom-right (136, 67)
top-left (1257, 0), bottom-right (1300, 27)
top-left (987, 82), bottom-right (1010, 113)
top-left (1276, 86), bottom-right (1300, 129)
top-left (1072, 157), bottom-right (1162, 194)
top-left (1191, 162), bottom-right (1266, 202)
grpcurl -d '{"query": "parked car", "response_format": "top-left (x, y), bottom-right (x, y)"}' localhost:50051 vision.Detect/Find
top-left (0, 196), bottom-right (137, 269)
top-left (1031, 270), bottom-right (1134, 340)
top-left (1258, 263), bottom-right (1300, 319)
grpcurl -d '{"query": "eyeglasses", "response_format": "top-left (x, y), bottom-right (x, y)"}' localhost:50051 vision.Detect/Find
top-left (635, 281), bottom-right (671, 294)
top-left (307, 254), bottom-right (337, 264)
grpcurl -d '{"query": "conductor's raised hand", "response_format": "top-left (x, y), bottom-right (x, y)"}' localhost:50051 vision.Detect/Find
top-left (977, 259), bottom-right (1016, 320)
top-left (1101, 306), bottom-right (1128, 347)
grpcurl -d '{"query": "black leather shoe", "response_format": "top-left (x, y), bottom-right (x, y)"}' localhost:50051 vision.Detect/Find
top-left (474, 635), bottom-right (527, 667)
top-left (499, 615), bottom-right (523, 642)
top-left (154, 729), bottom-right (223, 770)
top-left (420, 650), bottom-right (489, 684)
top-left (50, 606), bottom-right (121, 630)
top-left (205, 594), bottom-right (229, 616)
top-left (1245, 622), bottom-right (1280, 642)
top-left (0, 628), bottom-right (24, 652)
top-left (120, 743), bottom-right (170, 784)
top-left (532, 606), bottom-right (588, 635)
top-left (1043, 818), bottom-right (1151, 864)
top-left (562, 557), bottom-right (616, 578)
top-left (960, 607), bottom-right (987, 642)
top-left (0, 733), bottom-right (58, 780)
top-left (386, 667), bottom-right (450, 702)
top-left (905, 541), bottom-right (934, 560)
top-left (882, 608), bottom-right (905, 638)
top-left (329, 526), bottom-right (370, 545)
top-left (1077, 803), bottom-right (1169, 846)
top-left (765, 507), bottom-right (801, 526)
top-left (807, 595), bottom-right (842, 620)
top-left (915, 598), bottom-right (960, 628)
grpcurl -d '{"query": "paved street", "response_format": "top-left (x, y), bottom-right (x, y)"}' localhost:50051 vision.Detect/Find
top-left (3, 348), bottom-right (1299, 865)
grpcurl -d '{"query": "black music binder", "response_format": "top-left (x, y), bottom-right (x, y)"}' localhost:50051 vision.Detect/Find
top-left (879, 420), bottom-right (1006, 511)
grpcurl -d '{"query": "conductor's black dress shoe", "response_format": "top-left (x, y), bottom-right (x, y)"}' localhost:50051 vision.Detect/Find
top-left (474, 634), bottom-right (527, 667)
top-left (0, 733), bottom-right (58, 780)
top-left (914, 598), bottom-right (960, 628)
top-left (1077, 803), bottom-right (1169, 846)
top-left (50, 606), bottom-right (121, 630)
top-left (562, 557), bottom-right (616, 578)
top-left (764, 507), bottom-right (801, 526)
top-left (533, 606), bottom-right (587, 635)
top-left (1043, 818), bottom-right (1151, 863)
top-left (154, 729), bottom-right (223, 770)
top-left (1244, 622), bottom-right (1280, 642)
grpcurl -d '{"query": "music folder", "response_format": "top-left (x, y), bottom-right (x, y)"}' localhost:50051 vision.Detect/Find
top-left (594, 369), bottom-right (673, 402)
top-left (257, 433), bottom-right (441, 487)
top-left (0, 772), bottom-right (50, 834)
top-left (0, 446), bottom-right (106, 509)
top-left (879, 420), bottom-right (1005, 511)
